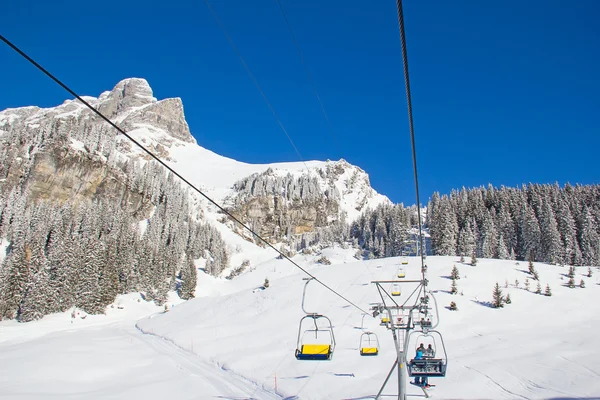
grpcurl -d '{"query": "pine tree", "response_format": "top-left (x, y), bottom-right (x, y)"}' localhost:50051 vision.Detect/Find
top-left (540, 202), bottom-right (562, 264)
top-left (505, 293), bottom-right (512, 304)
top-left (568, 266), bottom-right (575, 279)
top-left (504, 279), bottom-right (509, 288)
top-left (449, 301), bottom-right (457, 311)
top-left (459, 254), bottom-right (465, 263)
top-left (568, 276), bottom-right (575, 288)
top-left (492, 282), bottom-right (504, 308)
top-left (588, 267), bottom-right (592, 278)
top-left (450, 278), bottom-right (458, 295)
top-left (544, 284), bottom-right (552, 296)
top-left (535, 282), bottom-right (542, 294)
top-left (514, 279), bottom-right (519, 288)
top-left (264, 278), bottom-right (270, 288)
top-left (528, 252), bottom-right (536, 274)
top-left (580, 279), bottom-right (585, 288)
top-left (525, 278), bottom-right (530, 291)
top-left (178, 255), bottom-right (197, 300)
top-left (471, 252), bottom-right (477, 266)
top-left (450, 265), bottom-right (460, 280)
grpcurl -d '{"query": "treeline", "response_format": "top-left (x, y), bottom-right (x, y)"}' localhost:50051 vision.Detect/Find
top-left (427, 184), bottom-right (600, 266)
top-left (0, 111), bottom-right (229, 322)
top-left (349, 203), bottom-right (419, 258)
top-left (0, 184), bottom-right (227, 322)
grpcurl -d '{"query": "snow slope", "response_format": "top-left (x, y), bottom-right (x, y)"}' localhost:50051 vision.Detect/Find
top-left (137, 254), bottom-right (600, 399)
top-left (3, 254), bottom-right (598, 399)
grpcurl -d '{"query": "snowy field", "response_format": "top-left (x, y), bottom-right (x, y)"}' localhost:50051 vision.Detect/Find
top-left (1, 252), bottom-right (600, 399)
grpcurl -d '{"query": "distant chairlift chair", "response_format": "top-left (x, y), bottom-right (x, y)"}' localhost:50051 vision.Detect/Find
top-left (359, 331), bottom-right (380, 356)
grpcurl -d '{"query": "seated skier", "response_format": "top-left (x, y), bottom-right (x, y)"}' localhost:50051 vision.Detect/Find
top-left (424, 344), bottom-right (435, 358)
top-left (414, 346), bottom-right (424, 385)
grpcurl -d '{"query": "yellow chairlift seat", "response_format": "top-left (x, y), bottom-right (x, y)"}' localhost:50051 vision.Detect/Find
top-left (401, 257), bottom-right (408, 265)
top-left (381, 317), bottom-right (390, 324)
top-left (360, 347), bottom-right (378, 355)
top-left (391, 283), bottom-right (401, 296)
top-left (397, 268), bottom-right (406, 278)
top-left (392, 290), bottom-right (401, 296)
top-left (299, 344), bottom-right (331, 356)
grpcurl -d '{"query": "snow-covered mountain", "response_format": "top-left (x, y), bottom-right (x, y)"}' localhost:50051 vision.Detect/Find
top-left (0, 77), bottom-right (389, 242)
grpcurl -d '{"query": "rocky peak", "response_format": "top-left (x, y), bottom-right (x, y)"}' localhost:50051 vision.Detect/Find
top-left (97, 78), bottom-right (156, 118)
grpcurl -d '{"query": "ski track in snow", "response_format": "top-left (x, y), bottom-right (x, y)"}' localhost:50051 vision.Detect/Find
top-left (134, 320), bottom-right (282, 400)
top-left (458, 361), bottom-right (529, 400)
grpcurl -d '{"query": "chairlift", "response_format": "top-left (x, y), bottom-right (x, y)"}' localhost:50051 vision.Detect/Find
top-left (406, 330), bottom-right (447, 378)
top-left (401, 257), bottom-right (408, 265)
top-left (391, 283), bottom-right (401, 296)
top-left (397, 268), bottom-right (406, 278)
top-left (295, 314), bottom-right (336, 360)
top-left (380, 316), bottom-right (390, 325)
top-left (359, 331), bottom-right (380, 356)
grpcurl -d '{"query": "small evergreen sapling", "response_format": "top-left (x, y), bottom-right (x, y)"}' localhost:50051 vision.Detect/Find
top-left (535, 282), bottom-right (542, 294)
top-left (264, 278), bottom-right (270, 288)
top-left (514, 279), bottom-right (519, 288)
top-left (504, 279), bottom-right (509, 288)
top-left (449, 301), bottom-right (458, 311)
top-left (492, 282), bottom-right (504, 308)
top-left (568, 276), bottom-right (575, 288)
top-left (471, 252), bottom-right (478, 266)
top-left (505, 293), bottom-right (512, 304)
top-left (451, 278), bottom-right (458, 295)
top-left (451, 265), bottom-right (460, 280)
top-left (588, 267), bottom-right (592, 278)
top-left (525, 278), bottom-right (530, 291)
top-left (544, 284), bottom-right (552, 296)
top-left (460, 254), bottom-right (465, 263)
top-left (580, 279), bottom-right (585, 288)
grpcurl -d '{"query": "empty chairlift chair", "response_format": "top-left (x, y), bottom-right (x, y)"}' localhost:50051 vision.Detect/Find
top-left (397, 268), bottom-right (406, 278)
top-left (391, 283), bottom-right (401, 296)
top-left (359, 331), bottom-right (379, 356)
top-left (295, 314), bottom-right (336, 360)
top-left (401, 257), bottom-right (408, 265)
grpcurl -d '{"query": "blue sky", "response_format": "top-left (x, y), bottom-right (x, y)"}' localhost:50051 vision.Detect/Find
top-left (1, 1), bottom-right (599, 205)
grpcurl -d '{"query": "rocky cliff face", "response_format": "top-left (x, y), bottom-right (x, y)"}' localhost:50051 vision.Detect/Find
top-left (0, 78), bottom-right (194, 210)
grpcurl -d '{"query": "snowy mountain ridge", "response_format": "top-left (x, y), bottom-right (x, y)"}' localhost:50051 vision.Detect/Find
top-left (0, 78), bottom-right (390, 225)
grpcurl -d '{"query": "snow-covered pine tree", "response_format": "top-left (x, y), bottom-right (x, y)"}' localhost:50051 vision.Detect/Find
top-left (505, 293), bottom-right (512, 304)
top-left (535, 281), bottom-right (542, 294)
top-left (580, 279), bottom-right (585, 288)
top-left (544, 284), bottom-right (552, 296)
top-left (178, 255), bottom-right (197, 300)
top-left (525, 278), bottom-right (530, 291)
top-left (540, 202), bottom-right (562, 264)
top-left (492, 282), bottom-right (504, 308)
top-left (471, 251), bottom-right (477, 266)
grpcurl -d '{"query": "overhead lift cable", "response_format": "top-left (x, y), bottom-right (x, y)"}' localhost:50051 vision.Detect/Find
top-left (275, 0), bottom-right (343, 156)
top-left (0, 33), bottom-right (372, 317)
top-left (396, 0), bottom-right (426, 279)
top-left (203, 0), bottom-right (309, 172)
